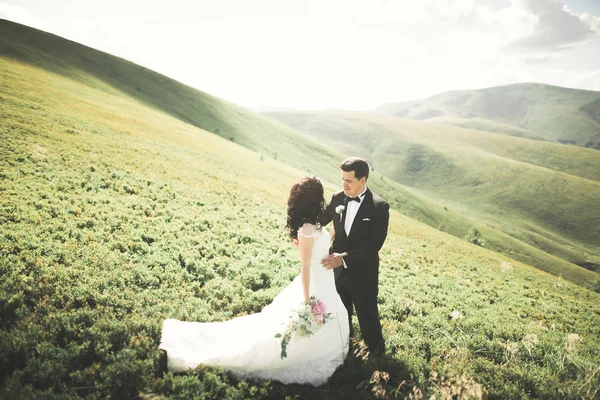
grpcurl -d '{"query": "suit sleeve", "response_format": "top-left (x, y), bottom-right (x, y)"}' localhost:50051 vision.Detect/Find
top-left (321, 193), bottom-right (335, 226)
top-left (344, 201), bottom-right (389, 268)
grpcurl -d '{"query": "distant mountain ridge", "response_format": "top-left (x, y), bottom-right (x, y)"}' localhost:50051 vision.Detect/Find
top-left (2, 18), bottom-right (598, 289)
top-left (264, 109), bottom-right (600, 284)
top-left (373, 83), bottom-right (600, 149)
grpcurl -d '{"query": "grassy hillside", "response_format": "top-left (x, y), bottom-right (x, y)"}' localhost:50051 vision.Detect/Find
top-left (264, 111), bottom-right (600, 284)
top-left (0, 17), bottom-right (513, 238)
top-left (2, 38), bottom-right (600, 400)
top-left (373, 83), bottom-right (600, 148)
top-left (426, 115), bottom-right (547, 141)
top-left (7, 17), bottom-right (591, 293)
top-left (0, 18), bottom-right (343, 182)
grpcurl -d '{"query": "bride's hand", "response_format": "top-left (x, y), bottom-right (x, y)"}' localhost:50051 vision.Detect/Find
top-left (292, 239), bottom-right (299, 248)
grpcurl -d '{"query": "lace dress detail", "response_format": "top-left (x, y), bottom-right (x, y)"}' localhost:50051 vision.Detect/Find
top-left (297, 222), bottom-right (323, 239)
top-left (160, 225), bottom-right (349, 386)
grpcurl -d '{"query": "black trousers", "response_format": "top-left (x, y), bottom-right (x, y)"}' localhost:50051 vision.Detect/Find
top-left (336, 271), bottom-right (385, 355)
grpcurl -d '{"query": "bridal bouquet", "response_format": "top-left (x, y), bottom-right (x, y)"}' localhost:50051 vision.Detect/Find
top-left (275, 296), bottom-right (333, 359)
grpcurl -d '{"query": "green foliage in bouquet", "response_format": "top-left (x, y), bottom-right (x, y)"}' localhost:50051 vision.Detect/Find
top-left (274, 296), bottom-right (333, 359)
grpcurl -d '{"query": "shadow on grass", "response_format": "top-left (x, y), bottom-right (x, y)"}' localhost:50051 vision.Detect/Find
top-left (258, 339), bottom-right (414, 400)
top-left (150, 339), bottom-right (416, 400)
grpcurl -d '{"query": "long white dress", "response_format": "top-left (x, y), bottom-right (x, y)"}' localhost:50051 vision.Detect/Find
top-left (159, 223), bottom-right (350, 386)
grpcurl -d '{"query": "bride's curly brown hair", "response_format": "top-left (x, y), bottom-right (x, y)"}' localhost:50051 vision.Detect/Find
top-left (286, 176), bottom-right (326, 241)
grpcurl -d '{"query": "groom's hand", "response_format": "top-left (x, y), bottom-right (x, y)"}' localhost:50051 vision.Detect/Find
top-left (321, 254), bottom-right (343, 269)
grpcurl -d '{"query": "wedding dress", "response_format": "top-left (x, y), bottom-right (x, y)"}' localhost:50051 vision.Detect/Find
top-left (159, 223), bottom-right (350, 386)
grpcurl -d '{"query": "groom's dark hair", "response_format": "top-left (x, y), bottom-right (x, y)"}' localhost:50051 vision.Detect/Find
top-left (340, 157), bottom-right (369, 181)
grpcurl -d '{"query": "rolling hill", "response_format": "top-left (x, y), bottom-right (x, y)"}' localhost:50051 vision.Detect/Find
top-left (1, 18), bottom-right (600, 399)
top-left (264, 110), bottom-right (600, 282)
top-left (373, 83), bottom-right (600, 148)
top-left (0, 18), bottom-right (343, 181)
top-left (4, 19), bottom-right (597, 288)
top-left (6, 18), bottom-right (595, 290)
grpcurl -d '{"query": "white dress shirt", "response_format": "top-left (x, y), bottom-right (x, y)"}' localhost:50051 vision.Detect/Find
top-left (341, 187), bottom-right (367, 268)
top-left (344, 187), bottom-right (367, 236)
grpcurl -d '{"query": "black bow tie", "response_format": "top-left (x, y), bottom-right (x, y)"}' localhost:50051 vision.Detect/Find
top-left (346, 196), bottom-right (361, 203)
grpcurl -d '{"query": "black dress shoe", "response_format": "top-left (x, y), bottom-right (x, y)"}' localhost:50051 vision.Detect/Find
top-left (368, 341), bottom-right (385, 358)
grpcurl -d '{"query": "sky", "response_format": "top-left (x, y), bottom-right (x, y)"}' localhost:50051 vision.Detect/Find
top-left (1, 0), bottom-right (600, 110)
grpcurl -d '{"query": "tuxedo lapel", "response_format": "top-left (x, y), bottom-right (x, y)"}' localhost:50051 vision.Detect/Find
top-left (348, 189), bottom-right (374, 239)
top-left (339, 196), bottom-right (349, 239)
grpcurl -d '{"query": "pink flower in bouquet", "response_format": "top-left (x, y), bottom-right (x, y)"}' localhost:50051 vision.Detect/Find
top-left (276, 296), bottom-right (334, 359)
top-left (312, 300), bottom-right (326, 316)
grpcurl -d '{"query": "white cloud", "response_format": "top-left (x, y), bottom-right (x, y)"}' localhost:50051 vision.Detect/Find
top-left (507, 0), bottom-right (596, 51)
top-left (0, 3), bottom-right (45, 31)
top-left (579, 11), bottom-right (600, 33)
top-left (543, 67), bottom-right (600, 91)
top-left (1, 0), bottom-right (598, 109)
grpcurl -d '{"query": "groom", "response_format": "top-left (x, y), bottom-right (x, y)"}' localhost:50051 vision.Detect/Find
top-left (321, 157), bottom-right (389, 356)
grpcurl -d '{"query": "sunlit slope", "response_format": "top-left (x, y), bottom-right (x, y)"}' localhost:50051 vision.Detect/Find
top-left (0, 22), bottom-right (480, 258)
top-left (2, 18), bottom-right (598, 289)
top-left (0, 18), bottom-right (340, 181)
top-left (1, 43), bottom-right (599, 400)
top-left (265, 111), bottom-right (600, 282)
top-left (265, 111), bottom-right (600, 183)
top-left (3, 17), bottom-right (579, 288)
top-left (0, 18), bottom-right (482, 221)
top-left (373, 83), bottom-right (600, 147)
top-left (427, 115), bottom-right (547, 141)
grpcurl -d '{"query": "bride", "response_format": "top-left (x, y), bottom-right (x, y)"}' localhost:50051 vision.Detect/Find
top-left (159, 176), bottom-right (350, 386)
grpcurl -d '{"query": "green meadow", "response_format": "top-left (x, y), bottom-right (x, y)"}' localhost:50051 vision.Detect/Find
top-left (1, 19), bottom-right (599, 399)
top-left (265, 110), bottom-right (600, 287)
top-left (5, 19), bottom-right (599, 291)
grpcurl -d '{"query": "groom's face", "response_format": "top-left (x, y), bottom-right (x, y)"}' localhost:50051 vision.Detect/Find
top-left (341, 170), bottom-right (366, 198)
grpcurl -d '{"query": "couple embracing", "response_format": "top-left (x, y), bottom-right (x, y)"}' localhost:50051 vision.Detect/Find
top-left (160, 157), bottom-right (390, 386)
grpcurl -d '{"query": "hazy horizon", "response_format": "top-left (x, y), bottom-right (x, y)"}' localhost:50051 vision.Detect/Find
top-left (1, 0), bottom-right (599, 110)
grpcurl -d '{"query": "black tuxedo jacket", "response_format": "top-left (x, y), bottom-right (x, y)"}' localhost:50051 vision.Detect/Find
top-left (322, 188), bottom-right (390, 284)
